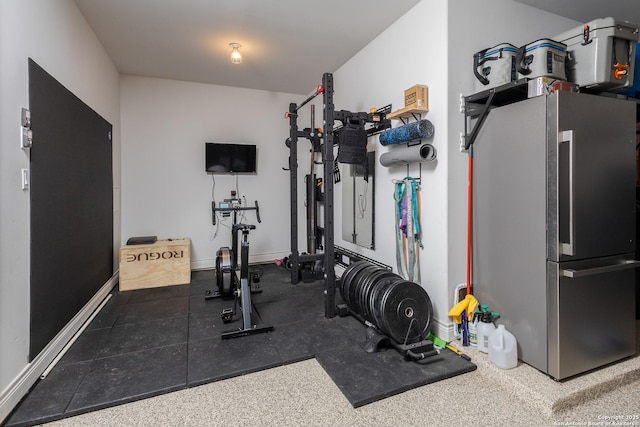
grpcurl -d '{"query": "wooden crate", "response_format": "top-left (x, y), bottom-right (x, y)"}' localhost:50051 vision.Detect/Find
top-left (119, 238), bottom-right (191, 291)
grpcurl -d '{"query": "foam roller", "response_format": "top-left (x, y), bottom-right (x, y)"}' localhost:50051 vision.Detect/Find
top-left (379, 144), bottom-right (437, 167)
top-left (379, 119), bottom-right (434, 146)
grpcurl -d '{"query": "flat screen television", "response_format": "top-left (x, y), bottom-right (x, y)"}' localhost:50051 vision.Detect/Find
top-left (205, 142), bottom-right (257, 174)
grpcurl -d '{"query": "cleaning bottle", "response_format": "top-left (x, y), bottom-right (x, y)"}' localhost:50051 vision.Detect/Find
top-left (477, 305), bottom-right (499, 353)
top-left (488, 324), bottom-right (518, 369)
top-left (461, 310), bottom-right (469, 346)
top-left (468, 311), bottom-right (479, 347)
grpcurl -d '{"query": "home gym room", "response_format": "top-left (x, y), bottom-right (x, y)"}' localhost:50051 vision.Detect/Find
top-left (2, 0), bottom-right (640, 426)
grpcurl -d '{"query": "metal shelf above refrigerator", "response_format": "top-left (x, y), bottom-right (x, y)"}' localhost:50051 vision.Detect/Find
top-left (462, 79), bottom-right (530, 150)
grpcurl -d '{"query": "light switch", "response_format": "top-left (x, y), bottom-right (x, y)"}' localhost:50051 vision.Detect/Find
top-left (21, 108), bottom-right (31, 128)
top-left (21, 107), bottom-right (32, 149)
top-left (21, 127), bottom-right (32, 149)
top-left (21, 169), bottom-right (29, 190)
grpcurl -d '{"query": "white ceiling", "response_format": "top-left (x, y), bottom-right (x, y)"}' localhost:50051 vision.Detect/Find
top-left (74, 0), bottom-right (421, 95)
top-left (74, 0), bottom-right (640, 95)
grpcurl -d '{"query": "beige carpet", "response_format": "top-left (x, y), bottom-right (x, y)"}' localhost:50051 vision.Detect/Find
top-left (450, 325), bottom-right (640, 416)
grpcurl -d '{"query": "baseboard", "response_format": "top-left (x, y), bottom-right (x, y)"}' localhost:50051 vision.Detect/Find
top-left (431, 317), bottom-right (455, 343)
top-left (191, 251), bottom-right (290, 271)
top-left (0, 272), bottom-right (119, 424)
top-left (250, 251), bottom-right (289, 265)
top-left (191, 258), bottom-right (215, 271)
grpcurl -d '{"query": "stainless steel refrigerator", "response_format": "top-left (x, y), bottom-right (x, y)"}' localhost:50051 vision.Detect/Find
top-left (472, 90), bottom-right (638, 380)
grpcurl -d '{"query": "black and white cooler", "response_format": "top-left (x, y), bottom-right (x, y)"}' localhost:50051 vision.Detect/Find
top-left (516, 38), bottom-right (567, 82)
top-left (473, 43), bottom-right (518, 92)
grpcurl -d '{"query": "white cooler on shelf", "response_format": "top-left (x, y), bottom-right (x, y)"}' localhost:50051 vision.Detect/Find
top-left (554, 17), bottom-right (639, 91)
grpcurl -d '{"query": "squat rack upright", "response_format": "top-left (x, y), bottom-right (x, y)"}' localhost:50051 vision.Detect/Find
top-left (286, 72), bottom-right (390, 319)
top-left (287, 72), bottom-right (338, 318)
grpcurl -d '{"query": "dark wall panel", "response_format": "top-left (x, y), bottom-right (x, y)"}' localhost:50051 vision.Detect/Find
top-left (29, 59), bottom-right (113, 360)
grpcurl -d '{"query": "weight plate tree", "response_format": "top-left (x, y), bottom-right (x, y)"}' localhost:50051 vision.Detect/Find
top-left (340, 261), bottom-right (433, 344)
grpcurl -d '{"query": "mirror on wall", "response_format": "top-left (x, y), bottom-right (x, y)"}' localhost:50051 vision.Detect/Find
top-left (342, 151), bottom-right (375, 249)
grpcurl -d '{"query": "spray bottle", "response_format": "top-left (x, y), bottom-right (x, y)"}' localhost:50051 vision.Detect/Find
top-left (477, 304), bottom-right (500, 354)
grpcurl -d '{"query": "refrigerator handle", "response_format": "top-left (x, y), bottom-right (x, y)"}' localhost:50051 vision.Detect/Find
top-left (561, 259), bottom-right (640, 278)
top-left (559, 130), bottom-right (575, 256)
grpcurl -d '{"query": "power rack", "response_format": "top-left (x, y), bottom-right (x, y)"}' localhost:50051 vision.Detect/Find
top-left (286, 72), bottom-right (390, 318)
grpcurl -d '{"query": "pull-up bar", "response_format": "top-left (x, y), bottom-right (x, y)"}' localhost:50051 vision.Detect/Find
top-left (285, 84), bottom-right (324, 117)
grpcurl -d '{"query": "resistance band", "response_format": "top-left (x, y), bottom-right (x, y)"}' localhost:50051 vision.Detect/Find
top-left (394, 177), bottom-right (423, 282)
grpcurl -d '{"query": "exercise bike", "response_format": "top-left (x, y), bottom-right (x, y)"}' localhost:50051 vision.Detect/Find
top-left (206, 194), bottom-right (273, 339)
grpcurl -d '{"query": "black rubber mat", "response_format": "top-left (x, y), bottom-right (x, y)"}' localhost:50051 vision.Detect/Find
top-left (316, 337), bottom-right (477, 407)
top-left (5, 264), bottom-right (475, 426)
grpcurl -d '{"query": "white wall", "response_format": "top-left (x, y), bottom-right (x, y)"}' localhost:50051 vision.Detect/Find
top-left (331, 0), bottom-right (579, 339)
top-left (332, 0), bottom-right (451, 336)
top-left (120, 76), bottom-right (302, 268)
top-left (0, 0), bottom-right (120, 420)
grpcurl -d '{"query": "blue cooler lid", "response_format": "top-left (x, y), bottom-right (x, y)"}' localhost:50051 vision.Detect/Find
top-left (479, 43), bottom-right (518, 60)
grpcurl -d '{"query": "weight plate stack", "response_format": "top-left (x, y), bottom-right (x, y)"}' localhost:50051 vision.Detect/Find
top-left (377, 280), bottom-right (432, 344)
top-left (340, 261), bottom-right (369, 309)
top-left (338, 260), bottom-right (433, 344)
top-left (360, 269), bottom-right (397, 323)
top-left (352, 264), bottom-right (380, 315)
top-left (371, 277), bottom-right (403, 333)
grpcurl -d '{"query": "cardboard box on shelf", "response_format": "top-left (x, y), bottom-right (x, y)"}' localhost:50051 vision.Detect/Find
top-left (404, 84), bottom-right (428, 109)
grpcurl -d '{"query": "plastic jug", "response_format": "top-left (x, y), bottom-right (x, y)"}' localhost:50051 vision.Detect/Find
top-left (488, 324), bottom-right (518, 369)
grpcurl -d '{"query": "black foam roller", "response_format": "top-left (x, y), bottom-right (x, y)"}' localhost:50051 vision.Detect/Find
top-left (379, 119), bottom-right (434, 146)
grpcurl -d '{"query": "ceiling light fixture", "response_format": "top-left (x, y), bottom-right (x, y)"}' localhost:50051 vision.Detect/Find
top-left (229, 42), bottom-right (242, 64)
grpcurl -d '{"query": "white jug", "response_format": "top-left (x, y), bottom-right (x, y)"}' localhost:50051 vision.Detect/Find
top-left (488, 324), bottom-right (517, 369)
